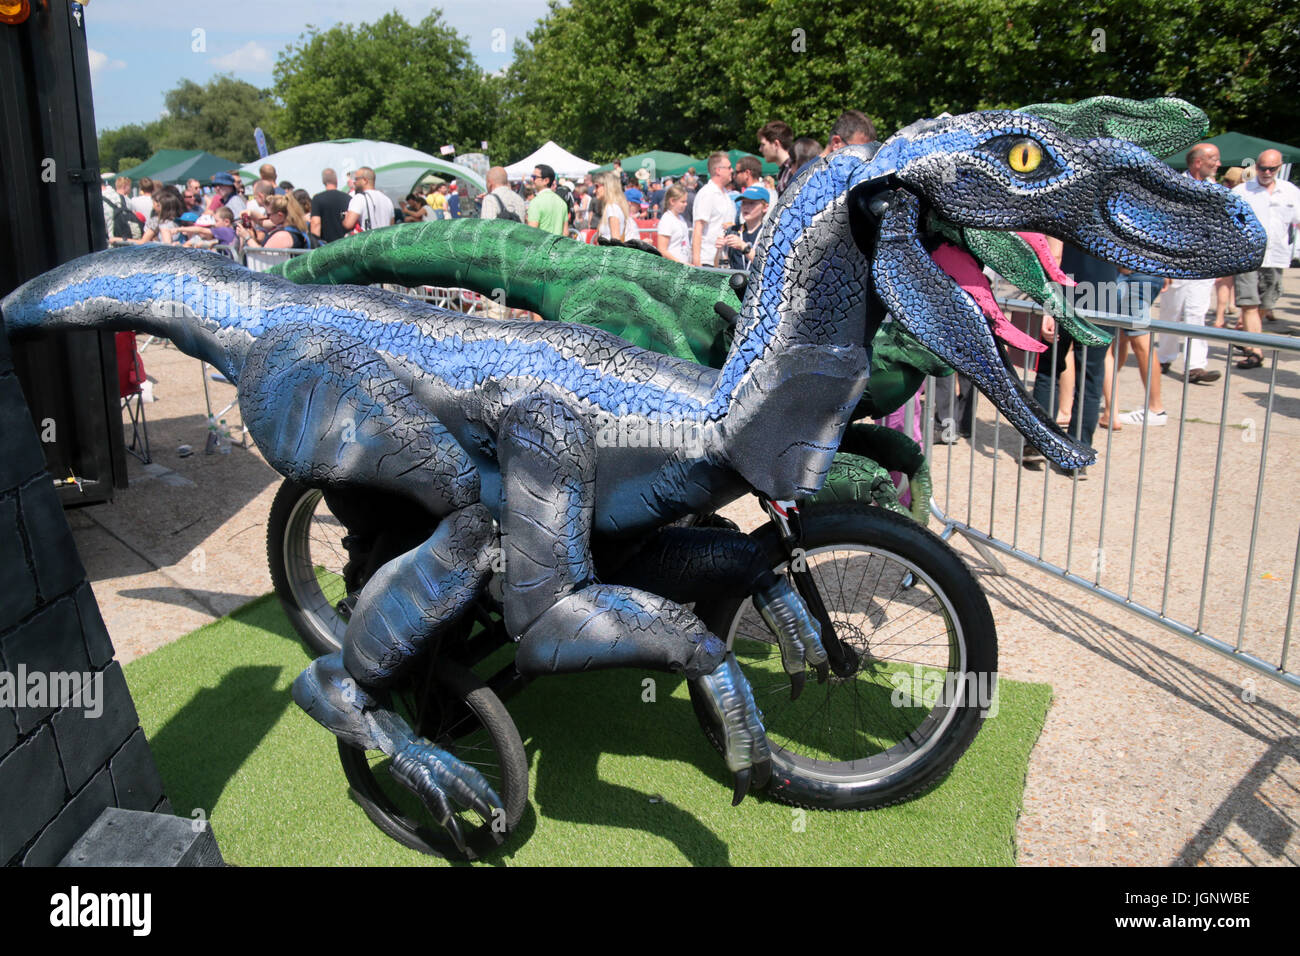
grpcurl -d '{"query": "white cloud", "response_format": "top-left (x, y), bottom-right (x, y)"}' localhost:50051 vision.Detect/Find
top-left (87, 48), bottom-right (126, 76)
top-left (212, 40), bottom-right (273, 72)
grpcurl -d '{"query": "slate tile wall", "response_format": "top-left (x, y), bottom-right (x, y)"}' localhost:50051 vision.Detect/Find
top-left (0, 329), bottom-right (166, 866)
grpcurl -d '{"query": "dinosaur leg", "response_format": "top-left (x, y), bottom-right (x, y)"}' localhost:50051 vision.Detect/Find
top-left (602, 525), bottom-right (827, 698)
top-left (496, 393), bottom-right (771, 803)
top-left (235, 323), bottom-right (504, 848)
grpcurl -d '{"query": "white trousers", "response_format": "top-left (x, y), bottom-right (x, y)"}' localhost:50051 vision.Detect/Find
top-left (1157, 278), bottom-right (1214, 370)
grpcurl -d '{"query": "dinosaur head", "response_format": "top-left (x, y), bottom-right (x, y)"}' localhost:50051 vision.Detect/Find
top-left (855, 110), bottom-right (1265, 468)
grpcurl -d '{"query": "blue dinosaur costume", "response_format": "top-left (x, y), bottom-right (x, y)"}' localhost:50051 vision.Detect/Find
top-left (3, 111), bottom-right (1265, 850)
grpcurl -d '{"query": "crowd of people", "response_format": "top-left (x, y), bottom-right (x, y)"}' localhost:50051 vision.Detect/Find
top-left (97, 108), bottom-right (880, 270)
top-left (100, 161), bottom-right (458, 257)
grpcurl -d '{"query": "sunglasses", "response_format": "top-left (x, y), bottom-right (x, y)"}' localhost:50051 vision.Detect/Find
top-left (1257, 165), bottom-right (1281, 173)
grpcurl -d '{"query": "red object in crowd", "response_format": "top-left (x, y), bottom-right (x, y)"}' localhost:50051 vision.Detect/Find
top-left (115, 331), bottom-right (146, 398)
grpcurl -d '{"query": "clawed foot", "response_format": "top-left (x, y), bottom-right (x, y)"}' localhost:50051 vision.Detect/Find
top-left (295, 655), bottom-right (506, 854)
top-left (753, 577), bottom-right (828, 699)
top-left (695, 655), bottom-right (771, 805)
top-left (390, 739), bottom-right (505, 854)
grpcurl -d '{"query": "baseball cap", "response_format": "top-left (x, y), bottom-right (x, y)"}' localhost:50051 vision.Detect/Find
top-left (739, 186), bottom-right (771, 203)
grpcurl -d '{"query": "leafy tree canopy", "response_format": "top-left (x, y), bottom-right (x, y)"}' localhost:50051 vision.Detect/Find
top-left (97, 75), bottom-right (278, 171)
top-left (492, 0), bottom-right (1299, 163)
top-left (272, 11), bottom-right (496, 156)
top-left (154, 75), bottom-right (281, 162)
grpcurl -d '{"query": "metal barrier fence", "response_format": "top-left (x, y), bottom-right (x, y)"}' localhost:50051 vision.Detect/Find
top-left (210, 243), bottom-right (499, 315)
top-left (920, 289), bottom-right (1300, 692)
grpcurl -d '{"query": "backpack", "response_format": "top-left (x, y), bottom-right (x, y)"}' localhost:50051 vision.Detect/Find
top-left (553, 183), bottom-right (576, 223)
top-left (103, 192), bottom-right (142, 240)
top-left (488, 192), bottom-right (521, 223)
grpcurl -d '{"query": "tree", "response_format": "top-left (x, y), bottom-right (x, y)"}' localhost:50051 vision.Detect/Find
top-left (272, 12), bottom-right (496, 156)
top-left (98, 124), bottom-right (153, 172)
top-left (153, 75), bottom-right (280, 163)
top-left (97, 75), bottom-right (277, 171)
top-left (494, 0), bottom-right (1299, 162)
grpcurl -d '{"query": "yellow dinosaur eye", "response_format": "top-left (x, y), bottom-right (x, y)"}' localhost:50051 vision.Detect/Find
top-left (1008, 139), bottom-right (1043, 173)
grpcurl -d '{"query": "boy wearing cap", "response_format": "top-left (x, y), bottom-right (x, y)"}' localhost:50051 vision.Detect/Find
top-left (719, 185), bottom-right (769, 270)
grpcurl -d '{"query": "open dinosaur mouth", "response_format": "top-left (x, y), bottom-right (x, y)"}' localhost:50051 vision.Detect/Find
top-left (872, 191), bottom-right (1096, 470)
top-left (929, 240), bottom-right (1050, 356)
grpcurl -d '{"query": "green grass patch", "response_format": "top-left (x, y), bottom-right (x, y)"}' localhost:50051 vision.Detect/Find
top-left (124, 594), bottom-right (1051, 866)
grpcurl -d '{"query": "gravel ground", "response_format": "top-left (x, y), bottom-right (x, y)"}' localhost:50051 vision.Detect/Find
top-left (66, 272), bottom-right (1300, 866)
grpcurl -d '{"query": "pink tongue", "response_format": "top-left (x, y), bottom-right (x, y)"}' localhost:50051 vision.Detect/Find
top-left (1016, 232), bottom-right (1076, 287)
top-left (930, 243), bottom-right (1046, 353)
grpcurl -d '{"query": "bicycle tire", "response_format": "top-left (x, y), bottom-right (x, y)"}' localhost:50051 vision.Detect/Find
top-left (337, 659), bottom-right (529, 860)
top-left (689, 501), bottom-right (997, 810)
top-left (267, 478), bottom-right (351, 657)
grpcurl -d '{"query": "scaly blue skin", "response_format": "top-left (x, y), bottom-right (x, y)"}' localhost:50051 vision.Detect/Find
top-left (2, 111), bottom-right (1266, 847)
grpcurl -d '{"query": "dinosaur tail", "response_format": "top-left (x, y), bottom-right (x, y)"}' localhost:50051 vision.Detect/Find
top-left (2, 246), bottom-right (293, 382)
top-left (273, 220), bottom-right (559, 315)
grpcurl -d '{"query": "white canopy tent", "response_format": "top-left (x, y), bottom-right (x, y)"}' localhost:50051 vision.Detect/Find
top-left (504, 141), bottom-right (598, 181)
top-left (238, 139), bottom-right (486, 204)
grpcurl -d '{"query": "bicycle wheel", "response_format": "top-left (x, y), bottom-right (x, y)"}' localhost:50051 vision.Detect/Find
top-left (337, 659), bottom-right (529, 860)
top-left (690, 501), bottom-right (997, 810)
top-left (267, 478), bottom-right (352, 656)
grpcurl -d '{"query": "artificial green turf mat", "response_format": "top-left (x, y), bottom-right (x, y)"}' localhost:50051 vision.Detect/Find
top-left (123, 594), bottom-right (1052, 866)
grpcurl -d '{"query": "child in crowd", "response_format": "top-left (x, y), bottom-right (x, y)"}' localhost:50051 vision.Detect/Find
top-left (177, 207), bottom-right (238, 247)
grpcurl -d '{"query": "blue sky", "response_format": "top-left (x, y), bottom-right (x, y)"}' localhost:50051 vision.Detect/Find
top-left (83, 0), bottom-right (553, 132)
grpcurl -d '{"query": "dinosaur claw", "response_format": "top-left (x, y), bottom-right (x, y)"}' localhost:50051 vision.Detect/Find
top-left (789, 670), bottom-right (805, 701)
top-left (815, 660), bottom-right (829, 683)
top-left (471, 789), bottom-right (503, 829)
top-left (443, 811), bottom-right (467, 855)
top-left (731, 768), bottom-right (751, 806)
top-left (390, 738), bottom-right (500, 855)
top-left (752, 757), bottom-right (771, 790)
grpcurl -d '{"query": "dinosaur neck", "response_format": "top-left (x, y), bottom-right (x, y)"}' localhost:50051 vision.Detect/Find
top-left (716, 152), bottom-right (872, 397)
top-left (710, 148), bottom-right (875, 498)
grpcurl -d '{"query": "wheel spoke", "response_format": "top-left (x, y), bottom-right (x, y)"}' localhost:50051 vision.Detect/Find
top-left (716, 508), bottom-right (992, 792)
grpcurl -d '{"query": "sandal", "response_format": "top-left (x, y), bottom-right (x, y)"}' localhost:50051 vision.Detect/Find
top-left (1236, 352), bottom-right (1264, 370)
top-left (1097, 415), bottom-right (1123, 431)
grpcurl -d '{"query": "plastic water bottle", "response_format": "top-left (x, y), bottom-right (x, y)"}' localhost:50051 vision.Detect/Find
top-left (217, 419), bottom-right (232, 454)
top-left (205, 416), bottom-right (219, 455)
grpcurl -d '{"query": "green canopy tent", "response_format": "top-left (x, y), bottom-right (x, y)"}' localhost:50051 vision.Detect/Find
top-left (1163, 132), bottom-right (1299, 170)
top-left (591, 150), bottom-right (705, 181)
top-left (116, 149), bottom-right (240, 184)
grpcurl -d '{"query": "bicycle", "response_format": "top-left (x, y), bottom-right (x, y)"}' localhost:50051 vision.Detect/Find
top-left (268, 477), bottom-right (997, 854)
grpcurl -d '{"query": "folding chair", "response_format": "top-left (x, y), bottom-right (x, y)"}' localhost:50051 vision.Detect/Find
top-left (116, 331), bottom-right (151, 464)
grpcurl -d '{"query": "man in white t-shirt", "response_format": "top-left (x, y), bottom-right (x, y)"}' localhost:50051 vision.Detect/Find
top-left (342, 166), bottom-right (395, 233)
top-left (1155, 143), bottom-right (1223, 385)
top-left (691, 152), bottom-right (734, 267)
top-left (1232, 149), bottom-right (1300, 366)
top-left (129, 178), bottom-right (155, 221)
